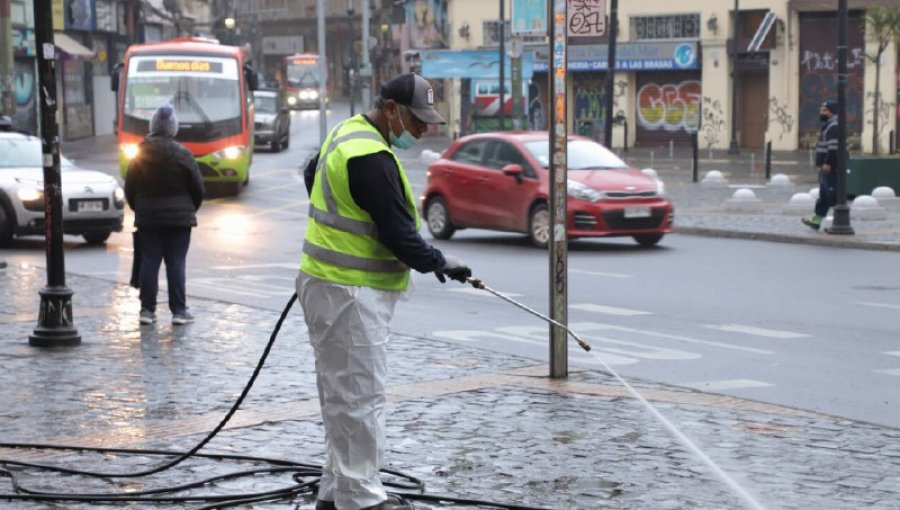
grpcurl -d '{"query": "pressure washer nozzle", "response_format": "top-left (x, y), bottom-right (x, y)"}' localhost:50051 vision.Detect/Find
top-left (467, 277), bottom-right (485, 289)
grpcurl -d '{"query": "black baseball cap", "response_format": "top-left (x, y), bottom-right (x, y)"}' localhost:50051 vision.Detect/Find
top-left (822, 100), bottom-right (838, 114)
top-left (379, 73), bottom-right (446, 125)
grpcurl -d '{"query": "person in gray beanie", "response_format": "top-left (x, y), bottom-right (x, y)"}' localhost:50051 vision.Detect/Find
top-left (125, 104), bottom-right (204, 325)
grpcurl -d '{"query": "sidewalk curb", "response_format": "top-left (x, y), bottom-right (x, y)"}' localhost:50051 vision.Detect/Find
top-left (675, 226), bottom-right (900, 251)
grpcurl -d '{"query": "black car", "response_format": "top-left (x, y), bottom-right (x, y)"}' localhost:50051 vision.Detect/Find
top-left (253, 89), bottom-right (291, 152)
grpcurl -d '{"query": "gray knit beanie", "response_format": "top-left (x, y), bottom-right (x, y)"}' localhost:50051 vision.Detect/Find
top-left (149, 104), bottom-right (178, 137)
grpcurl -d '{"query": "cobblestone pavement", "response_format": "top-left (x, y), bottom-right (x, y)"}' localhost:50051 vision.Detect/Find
top-left (2, 265), bottom-right (900, 509)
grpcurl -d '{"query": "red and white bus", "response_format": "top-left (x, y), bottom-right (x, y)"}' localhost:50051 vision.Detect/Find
top-left (282, 53), bottom-right (326, 109)
top-left (113, 37), bottom-right (258, 195)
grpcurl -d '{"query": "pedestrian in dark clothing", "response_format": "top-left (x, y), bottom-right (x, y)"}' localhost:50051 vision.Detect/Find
top-left (124, 104), bottom-right (204, 325)
top-left (803, 100), bottom-right (840, 230)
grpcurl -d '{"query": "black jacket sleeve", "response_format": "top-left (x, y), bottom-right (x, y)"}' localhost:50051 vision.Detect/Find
top-left (303, 152), bottom-right (319, 195)
top-left (179, 145), bottom-right (204, 210)
top-left (346, 150), bottom-right (446, 273)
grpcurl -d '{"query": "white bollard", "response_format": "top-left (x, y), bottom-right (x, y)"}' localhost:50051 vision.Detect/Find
top-left (782, 192), bottom-right (815, 215)
top-left (850, 195), bottom-right (888, 220)
top-left (724, 187), bottom-right (764, 212)
top-left (872, 186), bottom-right (900, 210)
top-left (701, 170), bottom-right (729, 188)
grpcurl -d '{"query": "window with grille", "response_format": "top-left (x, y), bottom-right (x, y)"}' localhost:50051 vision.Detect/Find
top-left (483, 20), bottom-right (546, 45)
top-left (630, 14), bottom-right (700, 41)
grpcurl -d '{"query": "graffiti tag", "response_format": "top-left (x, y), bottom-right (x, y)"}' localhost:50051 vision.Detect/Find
top-left (636, 80), bottom-right (701, 133)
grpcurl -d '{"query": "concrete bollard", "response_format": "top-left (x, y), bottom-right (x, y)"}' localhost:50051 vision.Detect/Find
top-left (850, 195), bottom-right (888, 220)
top-left (701, 170), bottom-right (729, 188)
top-left (872, 186), bottom-right (900, 210)
top-left (724, 188), bottom-right (764, 212)
top-left (782, 192), bottom-right (815, 215)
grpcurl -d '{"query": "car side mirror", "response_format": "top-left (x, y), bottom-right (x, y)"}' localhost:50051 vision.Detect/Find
top-left (502, 164), bottom-right (524, 182)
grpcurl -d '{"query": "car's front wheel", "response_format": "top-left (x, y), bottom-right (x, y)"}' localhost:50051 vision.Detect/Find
top-left (528, 203), bottom-right (550, 249)
top-left (633, 234), bottom-right (664, 247)
top-left (0, 206), bottom-right (13, 247)
top-left (83, 231), bottom-right (111, 245)
top-left (270, 137), bottom-right (282, 153)
top-left (425, 196), bottom-right (455, 240)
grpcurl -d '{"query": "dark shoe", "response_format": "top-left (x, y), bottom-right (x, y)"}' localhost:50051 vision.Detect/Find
top-left (139, 309), bottom-right (157, 325)
top-left (315, 500), bottom-right (336, 510)
top-left (801, 216), bottom-right (821, 231)
top-left (361, 495), bottom-right (416, 510)
top-left (172, 310), bottom-right (195, 325)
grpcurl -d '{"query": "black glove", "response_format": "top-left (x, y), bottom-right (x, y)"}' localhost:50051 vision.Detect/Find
top-left (435, 254), bottom-right (472, 284)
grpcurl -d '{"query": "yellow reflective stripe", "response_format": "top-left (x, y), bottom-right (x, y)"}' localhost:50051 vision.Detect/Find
top-left (303, 242), bottom-right (407, 273)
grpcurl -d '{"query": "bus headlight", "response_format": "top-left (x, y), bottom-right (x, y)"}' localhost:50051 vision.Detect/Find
top-left (121, 144), bottom-right (140, 160)
top-left (287, 96), bottom-right (298, 105)
top-left (213, 145), bottom-right (245, 160)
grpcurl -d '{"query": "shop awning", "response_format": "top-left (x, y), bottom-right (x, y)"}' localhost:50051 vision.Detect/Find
top-left (54, 33), bottom-right (94, 58)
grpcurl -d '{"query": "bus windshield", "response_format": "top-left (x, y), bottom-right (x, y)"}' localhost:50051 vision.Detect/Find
top-left (124, 55), bottom-right (242, 125)
top-left (286, 59), bottom-right (320, 88)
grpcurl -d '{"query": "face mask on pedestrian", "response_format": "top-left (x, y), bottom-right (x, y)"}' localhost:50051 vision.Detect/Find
top-left (389, 104), bottom-right (417, 150)
top-left (819, 113), bottom-right (830, 122)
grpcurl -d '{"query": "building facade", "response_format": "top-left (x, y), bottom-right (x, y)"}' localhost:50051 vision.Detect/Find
top-left (440, 0), bottom-right (899, 153)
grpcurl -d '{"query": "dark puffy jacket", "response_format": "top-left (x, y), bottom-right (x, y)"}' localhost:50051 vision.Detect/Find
top-left (124, 135), bottom-right (204, 228)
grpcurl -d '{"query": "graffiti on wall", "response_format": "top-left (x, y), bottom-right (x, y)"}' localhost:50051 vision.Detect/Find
top-left (406, 0), bottom-right (447, 49)
top-left (798, 13), bottom-right (864, 149)
top-left (636, 80), bottom-right (700, 133)
top-left (768, 97), bottom-right (794, 141)
top-left (574, 75), bottom-right (605, 122)
top-left (700, 96), bottom-right (725, 150)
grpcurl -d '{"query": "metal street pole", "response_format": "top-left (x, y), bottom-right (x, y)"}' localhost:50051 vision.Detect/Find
top-left (347, 2), bottom-right (355, 117)
top-left (728, 0), bottom-right (740, 155)
top-left (317, 0), bottom-right (326, 145)
top-left (498, 0), bottom-right (505, 131)
top-left (603, 0), bottom-right (618, 148)
top-left (360, 0), bottom-right (371, 108)
top-left (30, 0), bottom-right (80, 347)
top-left (549, 0), bottom-right (568, 379)
top-left (828, 0), bottom-right (854, 235)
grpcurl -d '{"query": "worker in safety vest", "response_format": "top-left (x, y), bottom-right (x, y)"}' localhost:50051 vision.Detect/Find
top-left (297, 73), bottom-right (471, 510)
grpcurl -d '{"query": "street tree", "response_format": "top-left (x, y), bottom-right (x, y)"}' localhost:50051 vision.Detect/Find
top-left (863, 6), bottom-right (900, 155)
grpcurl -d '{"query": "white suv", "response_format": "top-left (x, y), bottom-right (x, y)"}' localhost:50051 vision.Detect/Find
top-left (0, 130), bottom-right (125, 245)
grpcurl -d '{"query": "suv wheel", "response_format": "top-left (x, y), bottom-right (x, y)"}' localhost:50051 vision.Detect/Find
top-left (0, 206), bottom-right (13, 246)
top-left (83, 231), bottom-right (111, 245)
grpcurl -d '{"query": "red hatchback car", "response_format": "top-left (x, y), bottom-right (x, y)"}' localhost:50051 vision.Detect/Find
top-left (421, 132), bottom-right (674, 248)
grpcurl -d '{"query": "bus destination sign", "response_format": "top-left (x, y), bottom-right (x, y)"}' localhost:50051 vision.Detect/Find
top-left (137, 59), bottom-right (224, 73)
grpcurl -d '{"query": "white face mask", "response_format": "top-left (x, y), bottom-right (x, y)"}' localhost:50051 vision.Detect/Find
top-left (389, 105), bottom-right (417, 150)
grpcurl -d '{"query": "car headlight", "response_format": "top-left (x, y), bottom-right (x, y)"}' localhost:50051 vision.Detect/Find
top-left (213, 145), bottom-right (245, 160)
top-left (121, 144), bottom-right (140, 160)
top-left (17, 187), bottom-right (44, 211)
top-left (298, 90), bottom-right (310, 100)
top-left (113, 186), bottom-right (125, 208)
top-left (287, 96), bottom-right (298, 105)
top-left (567, 180), bottom-right (604, 203)
top-left (655, 179), bottom-right (666, 196)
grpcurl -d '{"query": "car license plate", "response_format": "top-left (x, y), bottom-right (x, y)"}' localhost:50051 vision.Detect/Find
top-left (77, 200), bottom-right (104, 212)
top-left (624, 206), bottom-right (651, 218)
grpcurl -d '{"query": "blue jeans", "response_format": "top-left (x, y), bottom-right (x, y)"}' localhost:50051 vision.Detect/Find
top-left (139, 226), bottom-right (192, 314)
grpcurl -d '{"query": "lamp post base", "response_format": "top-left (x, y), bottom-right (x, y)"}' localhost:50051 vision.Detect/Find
top-left (825, 205), bottom-right (855, 235)
top-left (728, 139), bottom-right (740, 155)
top-left (29, 286), bottom-right (81, 347)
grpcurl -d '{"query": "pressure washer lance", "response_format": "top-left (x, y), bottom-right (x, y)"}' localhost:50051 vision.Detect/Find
top-left (466, 277), bottom-right (591, 352)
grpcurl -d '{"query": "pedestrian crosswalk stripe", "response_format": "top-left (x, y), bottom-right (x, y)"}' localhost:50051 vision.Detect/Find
top-left (571, 268), bottom-right (631, 278)
top-left (885, 351), bottom-right (900, 358)
top-left (858, 302), bottom-right (900, 311)
top-left (447, 287), bottom-right (523, 297)
top-left (571, 303), bottom-right (652, 316)
top-left (682, 379), bottom-right (772, 391)
top-left (703, 324), bottom-right (810, 339)
top-left (874, 368), bottom-right (900, 377)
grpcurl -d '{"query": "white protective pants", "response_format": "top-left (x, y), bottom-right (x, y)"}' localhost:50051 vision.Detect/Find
top-left (296, 271), bottom-right (402, 510)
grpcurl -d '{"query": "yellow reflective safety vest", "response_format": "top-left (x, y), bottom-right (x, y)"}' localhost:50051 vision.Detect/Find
top-left (300, 115), bottom-right (421, 291)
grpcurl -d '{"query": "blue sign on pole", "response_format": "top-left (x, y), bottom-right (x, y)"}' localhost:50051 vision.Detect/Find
top-left (512, 0), bottom-right (547, 36)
